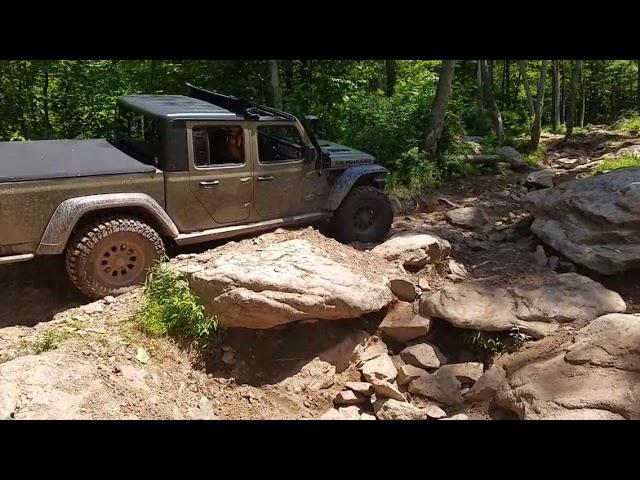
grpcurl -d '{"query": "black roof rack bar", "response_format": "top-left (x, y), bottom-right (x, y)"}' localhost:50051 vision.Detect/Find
top-left (185, 82), bottom-right (297, 122)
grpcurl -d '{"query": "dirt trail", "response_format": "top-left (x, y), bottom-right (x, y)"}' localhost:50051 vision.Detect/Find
top-left (1, 128), bottom-right (638, 420)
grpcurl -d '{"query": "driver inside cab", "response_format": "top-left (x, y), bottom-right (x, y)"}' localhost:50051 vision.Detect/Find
top-left (211, 127), bottom-right (243, 165)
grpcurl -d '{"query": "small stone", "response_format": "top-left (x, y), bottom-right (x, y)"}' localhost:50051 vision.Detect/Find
top-left (370, 379), bottom-right (407, 402)
top-left (354, 336), bottom-right (389, 367)
top-left (391, 355), bottom-right (406, 370)
top-left (222, 345), bottom-right (232, 352)
top-left (445, 207), bottom-right (487, 229)
top-left (135, 347), bottom-right (150, 364)
top-left (465, 364), bottom-right (507, 403)
top-left (82, 302), bottom-right (104, 315)
top-left (408, 371), bottom-right (463, 406)
top-left (441, 414), bottom-right (469, 420)
top-left (397, 364), bottom-right (428, 386)
top-left (399, 343), bottom-right (445, 370)
top-left (222, 351), bottom-right (236, 365)
top-left (379, 302), bottom-right (430, 344)
top-left (373, 398), bottom-right (430, 420)
top-left (345, 382), bottom-right (374, 396)
top-left (558, 260), bottom-right (577, 273)
top-left (418, 278), bottom-right (431, 291)
top-left (334, 390), bottom-right (367, 406)
top-left (447, 259), bottom-right (468, 281)
top-left (360, 412), bottom-right (377, 420)
top-left (548, 256), bottom-right (560, 271)
top-left (112, 365), bottom-right (122, 374)
top-left (534, 245), bottom-right (547, 266)
top-left (81, 350), bottom-right (91, 356)
top-left (337, 406), bottom-right (363, 420)
top-left (424, 404), bottom-right (447, 419)
top-left (437, 362), bottom-right (484, 385)
top-left (389, 277), bottom-right (420, 302)
top-left (104, 296), bottom-right (116, 304)
top-left (71, 315), bottom-right (88, 323)
top-left (361, 354), bottom-right (398, 383)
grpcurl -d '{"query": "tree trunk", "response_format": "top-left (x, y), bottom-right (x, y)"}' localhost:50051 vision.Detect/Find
top-left (552, 60), bottom-right (561, 131)
top-left (561, 61), bottom-right (566, 124)
top-left (504, 60), bottom-right (510, 105)
top-left (530, 60), bottom-right (549, 149)
top-left (424, 60), bottom-right (457, 156)
top-left (580, 65), bottom-right (586, 128)
top-left (566, 60), bottom-right (582, 138)
top-left (518, 60), bottom-right (535, 119)
top-left (476, 60), bottom-right (485, 113)
top-left (480, 60), bottom-right (505, 145)
top-left (283, 60), bottom-right (293, 91)
top-left (42, 61), bottom-right (51, 140)
top-left (385, 60), bottom-right (397, 97)
top-left (268, 60), bottom-right (283, 110)
top-left (147, 60), bottom-right (157, 92)
top-left (637, 60), bottom-right (640, 110)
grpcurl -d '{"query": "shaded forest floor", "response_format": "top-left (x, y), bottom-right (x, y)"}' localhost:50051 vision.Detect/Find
top-left (1, 127), bottom-right (638, 419)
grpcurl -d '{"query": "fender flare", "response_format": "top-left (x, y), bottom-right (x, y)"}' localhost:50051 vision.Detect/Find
top-left (323, 165), bottom-right (389, 211)
top-left (37, 193), bottom-right (179, 255)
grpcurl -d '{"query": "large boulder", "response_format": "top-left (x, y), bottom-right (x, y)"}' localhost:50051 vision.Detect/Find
top-left (421, 273), bottom-right (626, 338)
top-left (371, 233), bottom-right (451, 268)
top-left (494, 146), bottom-right (528, 172)
top-left (495, 313), bottom-right (640, 419)
top-left (521, 168), bottom-right (640, 274)
top-left (189, 239), bottom-right (395, 328)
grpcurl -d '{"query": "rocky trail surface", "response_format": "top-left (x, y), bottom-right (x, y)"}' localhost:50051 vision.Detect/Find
top-left (1, 127), bottom-right (639, 420)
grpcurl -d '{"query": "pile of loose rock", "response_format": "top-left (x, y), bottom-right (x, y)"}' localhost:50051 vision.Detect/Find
top-left (320, 335), bottom-right (479, 420)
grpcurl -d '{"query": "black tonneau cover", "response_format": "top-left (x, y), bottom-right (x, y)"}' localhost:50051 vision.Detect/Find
top-left (0, 139), bottom-right (158, 183)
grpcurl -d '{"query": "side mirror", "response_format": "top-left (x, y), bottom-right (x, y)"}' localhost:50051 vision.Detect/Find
top-left (303, 115), bottom-right (319, 133)
top-left (304, 145), bottom-right (318, 163)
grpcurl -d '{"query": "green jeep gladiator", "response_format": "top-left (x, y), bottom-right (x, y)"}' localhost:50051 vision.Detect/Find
top-left (0, 84), bottom-right (393, 299)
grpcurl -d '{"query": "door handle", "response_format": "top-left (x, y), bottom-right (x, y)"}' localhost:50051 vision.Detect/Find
top-left (257, 175), bottom-right (274, 182)
top-left (240, 177), bottom-right (251, 183)
top-left (199, 180), bottom-right (219, 188)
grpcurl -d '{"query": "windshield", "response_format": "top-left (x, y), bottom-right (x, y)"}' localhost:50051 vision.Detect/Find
top-left (114, 106), bottom-right (161, 165)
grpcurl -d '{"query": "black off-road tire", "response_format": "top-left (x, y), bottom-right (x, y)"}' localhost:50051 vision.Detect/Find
top-left (332, 186), bottom-right (393, 243)
top-left (65, 216), bottom-right (165, 299)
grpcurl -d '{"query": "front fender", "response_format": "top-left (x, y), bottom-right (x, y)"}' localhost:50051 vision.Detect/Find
top-left (323, 165), bottom-right (389, 211)
top-left (37, 193), bottom-right (179, 255)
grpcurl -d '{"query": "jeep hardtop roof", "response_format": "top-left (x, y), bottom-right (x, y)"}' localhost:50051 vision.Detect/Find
top-left (117, 84), bottom-right (295, 123)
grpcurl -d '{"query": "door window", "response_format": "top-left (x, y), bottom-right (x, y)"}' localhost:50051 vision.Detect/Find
top-left (192, 126), bottom-right (244, 168)
top-left (257, 125), bottom-right (305, 164)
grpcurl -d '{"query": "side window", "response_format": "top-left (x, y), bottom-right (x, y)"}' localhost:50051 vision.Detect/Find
top-left (192, 126), bottom-right (244, 168)
top-left (257, 125), bottom-right (305, 163)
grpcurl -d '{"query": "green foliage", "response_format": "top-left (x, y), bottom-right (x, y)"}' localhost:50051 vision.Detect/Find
top-left (1, 59), bottom-right (639, 192)
top-left (30, 329), bottom-right (75, 354)
top-left (463, 327), bottom-right (532, 355)
top-left (386, 147), bottom-right (442, 194)
top-left (524, 145), bottom-right (546, 166)
top-left (139, 261), bottom-right (219, 343)
top-left (612, 113), bottom-right (640, 133)
top-left (593, 154), bottom-right (640, 174)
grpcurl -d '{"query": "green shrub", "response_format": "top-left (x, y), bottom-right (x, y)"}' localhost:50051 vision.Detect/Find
top-left (593, 154), bottom-right (640, 174)
top-left (385, 147), bottom-right (442, 194)
top-left (524, 145), bottom-right (546, 166)
top-left (138, 261), bottom-right (219, 342)
top-left (462, 327), bottom-right (532, 355)
top-left (612, 113), bottom-right (640, 133)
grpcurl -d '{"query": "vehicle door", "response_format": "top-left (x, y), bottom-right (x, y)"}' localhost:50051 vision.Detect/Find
top-left (187, 122), bottom-right (253, 225)
top-left (251, 121), bottom-right (326, 220)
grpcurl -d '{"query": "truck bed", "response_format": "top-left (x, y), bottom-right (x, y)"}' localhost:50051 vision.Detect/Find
top-left (0, 139), bottom-right (157, 183)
